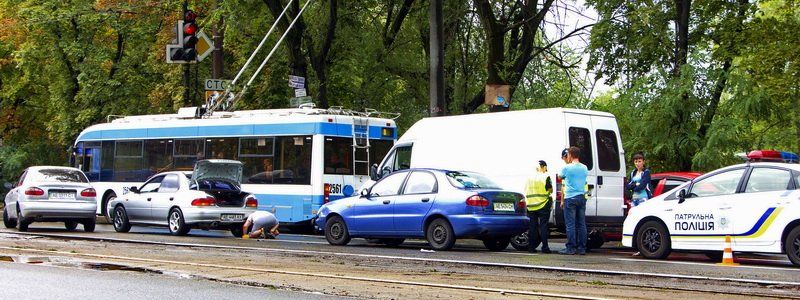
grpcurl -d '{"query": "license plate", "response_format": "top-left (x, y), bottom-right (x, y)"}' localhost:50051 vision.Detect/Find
top-left (221, 214), bottom-right (244, 222)
top-left (493, 202), bottom-right (514, 212)
top-left (50, 192), bottom-right (75, 200)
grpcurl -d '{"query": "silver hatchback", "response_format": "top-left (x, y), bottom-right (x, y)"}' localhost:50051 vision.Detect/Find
top-left (3, 166), bottom-right (98, 232)
top-left (107, 160), bottom-right (258, 237)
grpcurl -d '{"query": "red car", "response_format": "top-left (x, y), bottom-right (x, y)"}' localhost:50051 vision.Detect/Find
top-left (648, 172), bottom-right (702, 197)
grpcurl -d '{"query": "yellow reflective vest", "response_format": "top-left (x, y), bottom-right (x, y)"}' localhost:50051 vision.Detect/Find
top-left (524, 172), bottom-right (552, 211)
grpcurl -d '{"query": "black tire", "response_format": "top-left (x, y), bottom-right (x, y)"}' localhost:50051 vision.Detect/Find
top-left (3, 207), bottom-right (16, 228)
top-left (230, 224), bottom-right (244, 238)
top-left (588, 232), bottom-right (605, 249)
top-left (426, 218), bottom-right (456, 251)
top-left (483, 237), bottom-right (511, 251)
top-left (102, 195), bottom-right (116, 224)
top-left (636, 220), bottom-right (671, 259)
top-left (704, 251), bottom-right (723, 262)
top-left (83, 218), bottom-right (96, 233)
top-left (16, 206), bottom-right (29, 232)
top-left (112, 205), bottom-right (131, 233)
top-left (324, 216), bottom-right (351, 246)
top-left (510, 232), bottom-right (541, 251)
top-left (65, 221), bottom-right (78, 231)
top-left (168, 208), bottom-right (191, 236)
top-left (784, 225), bottom-right (800, 267)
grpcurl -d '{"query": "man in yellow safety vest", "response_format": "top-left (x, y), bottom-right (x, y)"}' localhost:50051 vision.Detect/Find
top-left (524, 160), bottom-right (553, 253)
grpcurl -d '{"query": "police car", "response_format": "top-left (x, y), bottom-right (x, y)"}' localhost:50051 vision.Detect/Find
top-left (622, 161), bottom-right (800, 266)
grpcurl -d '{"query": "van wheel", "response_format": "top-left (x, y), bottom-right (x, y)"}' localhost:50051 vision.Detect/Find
top-left (426, 218), bottom-right (456, 251)
top-left (785, 226), bottom-right (800, 267)
top-left (168, 208), bottom-right (191, 236)
top-left (65, 221), bottom-right (78, 231)
top-left (588, 232), bottom-right (605, 249)
top-left (483, 237), bottom-right (511, 251)
top-left (3, 207), bottom-right (16, 228)
top-left (325, 216), bottom-right (351, 246)
top-left (113, 206), bottom-right (131, 233)
top-left (636, 221), bottom-right (671, 259)
top-left (102, 194), bottom-right (116, 223)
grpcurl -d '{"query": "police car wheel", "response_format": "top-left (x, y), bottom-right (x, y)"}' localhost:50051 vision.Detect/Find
top-left (785, 226), bottom-right (800, 266)
top-left (3, 207), bottom-right (16, 228)
top-left (636, 220), bottom-right (671, 259)
top-left (325, 216), bottom-right (351, 246)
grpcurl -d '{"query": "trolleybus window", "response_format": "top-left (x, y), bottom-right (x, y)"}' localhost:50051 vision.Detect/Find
top-left (325, 137), bottom-right (393, 175)
top-left (174, 139), bottom-right (204, 170)
top-left (144, 139), bottom-right (173, 177)
top-left (113, 141), bottom-right (143, 182)
top-left (243, 136), bottom-right (312, 185)
top-left (206, 138), bottom-right (238, 160)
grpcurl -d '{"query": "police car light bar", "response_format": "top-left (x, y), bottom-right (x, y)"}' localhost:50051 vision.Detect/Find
top-left (746, 150), bottom-right (799, 163)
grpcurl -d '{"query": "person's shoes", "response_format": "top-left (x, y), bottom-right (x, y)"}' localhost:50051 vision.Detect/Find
top-left (558, 249), bottom-right (576, 255)
top-left (528, 249), bottom-right (538, 253)
top-left (541, 248), bottom-right (552, 254)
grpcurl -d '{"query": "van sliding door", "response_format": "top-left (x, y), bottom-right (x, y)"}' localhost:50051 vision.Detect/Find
top-left (563, 113), bottom-right (597, 217)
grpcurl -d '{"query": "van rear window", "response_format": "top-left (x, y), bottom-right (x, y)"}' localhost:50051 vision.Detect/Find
top-left (596, 129), bottom-right (620, 172)
top-left (568, 127), bottom-right (594, 170)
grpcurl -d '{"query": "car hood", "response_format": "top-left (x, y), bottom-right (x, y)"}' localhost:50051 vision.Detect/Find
top-left (191, 159), bottom-right (243, 183)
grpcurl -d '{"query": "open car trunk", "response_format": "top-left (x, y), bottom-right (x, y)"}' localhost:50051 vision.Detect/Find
top-left (191, 159), bottom-right (247, 207)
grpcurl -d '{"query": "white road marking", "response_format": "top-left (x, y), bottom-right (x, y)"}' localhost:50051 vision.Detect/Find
top-left (608, 258), bottom-right (797, 271)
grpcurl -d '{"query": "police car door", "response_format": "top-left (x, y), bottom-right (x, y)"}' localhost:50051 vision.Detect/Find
top-left (670, 168), bottom-right (744, 249)
top-left (730, 166), bottom-right (794, 248)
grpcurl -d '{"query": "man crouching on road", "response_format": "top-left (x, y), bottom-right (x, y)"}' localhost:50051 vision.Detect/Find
top-left (242, 210), bottom-right (280, 239)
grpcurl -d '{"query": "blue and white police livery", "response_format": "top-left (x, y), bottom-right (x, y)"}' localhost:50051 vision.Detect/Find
top-left (72, 106), bottom-right (397, 228)
top-left (622, 162), bottom-right (800, 266)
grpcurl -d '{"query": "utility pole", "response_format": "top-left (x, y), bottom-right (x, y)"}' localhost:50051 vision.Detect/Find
top-left (182, 0), bottom-right (192, 106)
top-left (428, 0), bottom-right (445, 117)
top-left (212, 2), bottom-right (224, 79)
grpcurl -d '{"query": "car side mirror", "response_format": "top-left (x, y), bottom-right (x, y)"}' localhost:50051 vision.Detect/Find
top-left (677, 189), bottom-right (687, 204)
top-left (369, 164), bottom-right (379, 181)
top-left (360, 188), bottom-right (369, 198)
top-left (130, 186), bottom-right (140, 194)
top-left (3, 182), bottom-right (12, 190)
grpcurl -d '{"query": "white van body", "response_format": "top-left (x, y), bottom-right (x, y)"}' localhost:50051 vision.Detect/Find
top-left (367, 108), bottom-right (627, 238)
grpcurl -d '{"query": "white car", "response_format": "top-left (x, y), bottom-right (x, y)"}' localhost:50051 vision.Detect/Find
top-left (3, 166), bottom-right (97, 232)
top-left (107, 160), bottom-right (258, 236)
top-left (622, 162), bottom-right (800, 266)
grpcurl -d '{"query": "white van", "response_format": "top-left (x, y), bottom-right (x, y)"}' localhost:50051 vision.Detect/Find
top-left (367, 108), bottom-right (627, 248)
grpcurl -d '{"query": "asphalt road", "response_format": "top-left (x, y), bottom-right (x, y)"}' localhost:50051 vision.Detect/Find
top-left (2, 222), bottom-right (798, 284)
top-left (0, 257), bottom-right (344, 300)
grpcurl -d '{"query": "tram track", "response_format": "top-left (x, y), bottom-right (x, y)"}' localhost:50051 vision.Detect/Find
top-left (1, 231), bottom-right (798, 299)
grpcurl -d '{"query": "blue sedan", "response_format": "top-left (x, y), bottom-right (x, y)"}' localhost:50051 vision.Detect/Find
top-left (315, 169), bottom-right (529, 251)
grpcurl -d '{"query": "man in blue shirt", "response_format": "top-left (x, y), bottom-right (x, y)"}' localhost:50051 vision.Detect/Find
top-left (558, 146), bottom-right (589, 255)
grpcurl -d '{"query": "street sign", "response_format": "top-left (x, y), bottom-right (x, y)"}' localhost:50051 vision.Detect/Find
top-left (196, 31), bottom-right (215, 62)
top-left (204, 79), bottom-right (231, 91)
top-left (289, 75), bottom-right (305, 88)
top-left (294, 88), bottom-right (307, 98)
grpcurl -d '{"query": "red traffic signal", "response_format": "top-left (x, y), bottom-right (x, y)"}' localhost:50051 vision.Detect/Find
top-left (183, 22), bottom-right (198, 35)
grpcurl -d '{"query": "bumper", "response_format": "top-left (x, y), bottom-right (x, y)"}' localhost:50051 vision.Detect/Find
top-left (448, 214), bottom-right (529, 238)
top-left (181, 207), bottom-right (254, 226)
top-left (19, 201), bottom-right (97, 219)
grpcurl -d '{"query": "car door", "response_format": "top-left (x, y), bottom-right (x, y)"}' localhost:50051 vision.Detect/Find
top-left (149, 174), bottom-right (181, 224)
top-left (731, 167), bottom-right (794, 248)
top-left (128, 175), bottom-right (164, 222)
top-left (6, 170), bottom-right (27, 218)
top-left (353, 171), bottom-right (408, 234)
top-left (394, 171), bottom-right (438, 235)
top-left (669, 168), bottom-right (744, 249)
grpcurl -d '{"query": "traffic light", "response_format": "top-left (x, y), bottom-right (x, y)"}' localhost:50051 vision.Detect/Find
top-left (181, 10), bottom-right (198, 61)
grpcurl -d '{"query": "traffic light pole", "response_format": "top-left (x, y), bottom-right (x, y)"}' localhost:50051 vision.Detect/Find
top-left (182, 0), bottom-right (192, 106)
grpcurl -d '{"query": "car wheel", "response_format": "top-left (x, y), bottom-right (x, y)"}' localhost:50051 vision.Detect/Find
top-left (324, 216), bottom-right (351, 246)
top-left (168, 208), bottom-right (191, 236)
top-left (784, 225), bottom-right (800, 267)
top-left (16, 206), bottom-right (29, 232)
top-left (636, 220), bottom-right (671, 259)
top-left (483, 237), bottom-right (511, 251)
top-left (103, 195), bottom-right (116, 224)
top-left (510, 232), bottom-right (541, 251)
top-left (65, 221), bottom-right (78, 231)
top-left (3, 207), bottom-right (16, 228)
top-left (426, 218), bottom-right (456, 251)
top-left (112, 205), bottom-right (131, 233)
top-left (83, 218), bottom-right (96, 233)
top-left (230, 224), bottom-right (244, 238)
